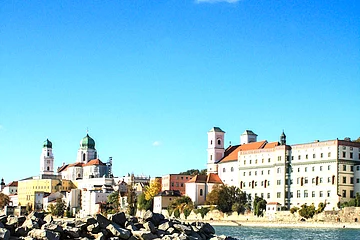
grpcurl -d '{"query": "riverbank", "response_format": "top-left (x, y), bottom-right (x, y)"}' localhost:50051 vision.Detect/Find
top-left (200, 220), bottom-right (360, 229)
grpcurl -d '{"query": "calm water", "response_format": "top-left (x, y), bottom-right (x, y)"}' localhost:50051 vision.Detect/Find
top-left (214, 226), bottom-right (360, 240)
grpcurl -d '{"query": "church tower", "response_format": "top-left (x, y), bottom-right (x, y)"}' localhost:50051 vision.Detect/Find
top-left (40, 139), bottom-right (54, 175)
top-left (76, 133), bottom-right (97, 163)
top-left (280, 130), bottom-right (286, 145)
top-left (207, 127), bottom-right (225, 174)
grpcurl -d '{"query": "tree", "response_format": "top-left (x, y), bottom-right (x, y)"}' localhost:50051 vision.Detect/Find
top-left (137, 192), bottom-right (153, 211)
top-left (253, 196), bottom-right (267, 217)
top-left (168, 196), bottom-right (194, 219)
top-left (127, 186), bottom-right (137, 216)
top-left (298, 204), bottom-right (316, 219)
top-left (107, 191), bottom-right (120, 212)
top-left (290, 207), bottom-right (299, 214)
top-left (205, 185), bottom-right (247, 214)
top-left (316, 202), bottom-right (326, 214)
top-left (49, 198), bottom-right (66, 217)
top-left (144, 179), bottom-right (161, 201)
top-left (0, 193), bottom-right (10, 209)
top-left (353, 137), bottom-right (360, 143)
top-left (194, 207), bottom-right (210, 219)
top-left (179, 169), bottom-right (207, 175)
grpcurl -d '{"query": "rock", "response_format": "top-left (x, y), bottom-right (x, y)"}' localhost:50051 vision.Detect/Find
top-left (22, 219), bottom-right (40, 230)
top-left (143, 211), bottom-right (165, 226)
top-left (95, 231), bottom-right (107, 240)
top-left (132, 230), bottom-right (158, 240)
top-left (165, 227), bottom-right (176, 235)
top-left (0, 216), bottom-right (7, 225)
top-left (28, 229), bottom-right (60, 240)
top-left (125, 222), bottom-right (138, 232)
top-left (109, 212), bottom-right (127, 227)
top-left (41, 222), bottom-right (63, 233)
top-left (15, 226), bottom-right (29, 237)
top-left (144, 221), bottom-right (156, 234)
top-left (44, 214), bottom-right (53, 224)
top-left (95, 214), bottom-right (112, 229)
top-left (106, 223), bottom-right (131, 239)
top-left (0, 227), bottom-right (10, 240)
top-left (63, 226), bottom-right (80, 238)
top-left (85, 216), bottom-right (98, 225)
top-left (173, 223), bottom-right (192, 234)
top-left (158, 221), bottom-right (171, 231)
top-left (0, 222), bottom-right (3, 229)
top-left (87, 222), bottom-right (101, 233)
top-left (199, 223), bottom-right (215, 235)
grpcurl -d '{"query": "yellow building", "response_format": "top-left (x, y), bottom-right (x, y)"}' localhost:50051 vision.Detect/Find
top-left (18, 178), bottom-right (76, 210)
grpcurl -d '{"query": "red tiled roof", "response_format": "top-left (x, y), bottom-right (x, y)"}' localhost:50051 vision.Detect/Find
top-left (219, 141), bottom-right (267, 163)
top-left (263, 141), bottom-right (279, 149)
top-left (5, 181), bottom-right (18, 187)
top-left (83, 159), bottom-right (105, 167)
top-left (267, 202), bottom-right (280, 205)
top-left (187, 173), bottom-right (223, 184)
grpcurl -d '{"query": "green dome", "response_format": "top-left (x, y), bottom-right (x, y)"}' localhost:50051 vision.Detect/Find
top-left (43, 139), bottom-right (52, 148)
top-left (81, 134), bottom-right (95, 149)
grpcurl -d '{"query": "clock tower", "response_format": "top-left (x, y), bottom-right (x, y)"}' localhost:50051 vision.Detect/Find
top-left (40, 139), bottom-right (54, 175)
top-left (207, 127), bottom-right (225, 174)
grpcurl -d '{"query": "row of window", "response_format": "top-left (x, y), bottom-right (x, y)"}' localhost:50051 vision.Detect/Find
top-left (295, 190), bottom-right (332, 198)
top-left (295, 176), bottom-right (336, 185)
top-left (293, 152), bottom-right (331, 160)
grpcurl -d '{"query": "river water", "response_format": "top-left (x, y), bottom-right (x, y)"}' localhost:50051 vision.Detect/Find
top-left (213, 225), bottom-right (360, 240)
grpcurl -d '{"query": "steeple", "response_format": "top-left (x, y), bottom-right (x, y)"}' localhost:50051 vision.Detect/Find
top-left (207, 127), bottom-right (225, 174)
top-left (0, 178), bottom-right (5, 191)
top-left (280, 130), bottom-right (286, 145)
top-left (40, 138), bottom-right (54, 175)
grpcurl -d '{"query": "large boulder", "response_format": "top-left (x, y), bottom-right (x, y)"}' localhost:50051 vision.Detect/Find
top-left (28, 229), bottom-right (60, 240)
top-left (87, 222), bottom-right (101, 234)
top-left (199, 223), bottom-right (215, 235)
top-left (143, 211), bottom-right (164, 226)
top-left (158, 221), bottom-right (171, 231)
top-left (0, 227), bottom-right (10, 240)
top-left (109, 212), bottom-right (127, 227)
top-left (41, 222), bottom-right (64, 233)
top-left (22, 219), bottom-right (40, 230)
top-left (173, 223), bottom-right (192, 234)
top-left (106, 223), bottom-right (131, 239)
top-left (63, 226), bottom-right (80, 239)
top-left (95, 214), bottom-right (112, 229)
top-left (43, 214), bottom-right (53, 224)
top-left (143, 221), bottom-right (156, 234)
top-left (132, 230), bottom-right (158, 240)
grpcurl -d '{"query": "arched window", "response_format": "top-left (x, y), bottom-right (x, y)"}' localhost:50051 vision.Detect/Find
top-left (47, 166), bottom-right (49, 171)
top-left (200, 189), bottom-right (203, 196)
top-left (83, 153), bottom-right (86, 162)
top-left (231, 167), bottom-right (234, 172)
top-left (240, 181), bottom-right (243, 189)
top-left (277, 167), bottom-right (281, 173)
top-left (47, 151), bottom-right (49, 157)
top-left (332, 175), bottom-right (336, 185)
top-left (210, 140), bottom-right (213, 145)
top-left (218, 139), bottom-right (221, 145)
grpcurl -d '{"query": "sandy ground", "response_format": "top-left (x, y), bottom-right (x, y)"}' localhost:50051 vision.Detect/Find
top-left (205, 220), bottom-right (360, 229)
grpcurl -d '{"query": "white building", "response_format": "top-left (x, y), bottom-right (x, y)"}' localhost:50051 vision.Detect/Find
top-left (1, 181), bottom-right (18, 196)
top-left (79, 189), bottom-right (112, 218)
top-left (208, 127), bottom-right (360, 210)
top-left (153, 190), bottom-right (181, 214)
top-left (40, 139), bottom-right (55, 175)
top-left (185, 173), bottom-right (223, 206)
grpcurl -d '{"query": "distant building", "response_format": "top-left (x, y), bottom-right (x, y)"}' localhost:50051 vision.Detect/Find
top-left (2, 181), bottom-right (18, 195)
top-left (161, 174), bottom-right (193, 195)
top-left (185, 173), bottom-right (223, 206)
top-left (153, 190), bottom-right (181, 214)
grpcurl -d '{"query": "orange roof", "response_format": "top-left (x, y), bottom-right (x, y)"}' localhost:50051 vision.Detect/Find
top-left (267, 202), bottom-right (281, 205)
top-left (187, 173), bottom-right (223, 184)
top-left (5, 181), bottom-right (18, 187)
top-left (219, 140), bottom-right (267, 163)
top-left (83, 159), bottom-right (105, 167)
top-left (263, 141), bottom-right (279, 149)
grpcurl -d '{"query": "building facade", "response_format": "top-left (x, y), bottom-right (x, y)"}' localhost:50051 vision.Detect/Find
top-left (209, 127), bottom-right (360, 210)
top-left (161, 174), bottom-right (193, 195)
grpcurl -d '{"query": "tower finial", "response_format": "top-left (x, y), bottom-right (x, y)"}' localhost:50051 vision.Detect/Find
top-left (86, 127), bottom-right (89, 134)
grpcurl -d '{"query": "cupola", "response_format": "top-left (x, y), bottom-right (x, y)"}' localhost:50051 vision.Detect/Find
top-left (80, 134), bottom-right (96, 149)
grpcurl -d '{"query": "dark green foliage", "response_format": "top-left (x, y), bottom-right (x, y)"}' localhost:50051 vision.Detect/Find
top-left (49, 198), bottom-right (66, 217)
top-left (341, 193), bottom-right (360, 208)
top-left (298, 204), bottom-right (316, 219)
top-left (183, 207), bottom-right (192, 219)
top-left (206, 185), bottom-right (248, 214)
top-left (253, 196), bottom-right (267, 217)
top-left (290, 207), bottom-right (299, 214)
top-left (137, 192), bottom-right (153, 211)
top-left (316, 202), bottom-right (326, 214)
top-left (127, 187), bottom-right (137, 216)
top-left (168, 196), bottom-right (194, 218)
top-left (174, 208), bottom-right (180, 218)
top-left (194, 207), bottom-right (210, 219)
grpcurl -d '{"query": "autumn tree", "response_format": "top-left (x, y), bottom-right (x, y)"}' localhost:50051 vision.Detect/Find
top-left (144, 179), bottom-right (161, 201)
top-left (137, 192), bottom-right (153, 211)
top-left (167, 196), bottom-right (194, 219)
top-left (49, 198), bottom-right (66, 217)
top-left (0, 193), bottom-right (10, 209)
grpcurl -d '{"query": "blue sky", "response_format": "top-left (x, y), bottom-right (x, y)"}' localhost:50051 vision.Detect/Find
top-left (0, 0), bottom-right (359, 183)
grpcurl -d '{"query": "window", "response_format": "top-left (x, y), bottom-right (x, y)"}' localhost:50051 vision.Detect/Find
top-left (312, 166), bottom-right (315, 171)
top-left (342, 190), bottom-right (346, 198)
top-left (250, 160), bottom-right (252, 164)
top-left (312, 191), bottom-right (315, 197)
top-left (343, 165), bottom-right (347, 171)
top-left (277, 192), bottom-right (281, 198)
top-left (277, 168), bottom-right (281, 173)
top-left (261, 193), bottom-right (264, 198)
top-left (305, 177), bottom-right (308, 184)
top-left (277, 180), bottom-right (281, 185)
top-left (243, 172), bottom-right (246, 176)
top-left (176, 183), bottom-right (179, 187)
top-left (218, 139), bottom-right (221, 145)
top-left (350, 153), bottom-right (353, 159)
top-left (261, 170), bottom-right (264, 175)
top-left (210, 155), bottom-right (212, 161)
top-left (200, 189), bottom-right (203, 196)
top-left (357, 166), bottom-right (360, 171)
top-left (350, 190), bottom-right (354, 198)
top-left (249, 171), bottom-right (251, 176)
top-left (223, 168), bottom-right (226, 173)
top-left (268, 158), bottom-right (271, 163)
top-left (320, 166), bottom-right (323, 171)
top-left (298, 155), bottom-right (301, 160)
top-left (255, 171), bottom-right (257, 176)
top-left (320, 178), bottom-right (323, 183)
top-left (351, 177), bottom-right (354, 184)
top-left (357, 178), bottom-right (360, 184)
top-left (267, 193), bottom-right (270, 198)
top-left (255, 159), bottom-right (258, 164)
top-left (297, 178), bottom-right (300, 184)
top-left (343, 152), bottom-right (346, 158)
top-left (312, 178), bottom-right (315, 184)
top-left (343, 177), bottom-right (346, 184)
top-left (306, 154), bottom-right (308, 159)
top-left (328, 165), bottom-right (331, 171)
top-left (313, 154), bottom-right (316, 158)
top-left (268, 170), bottom-right (270, 175)
top-left (351, 166), bottom-right (354, 172)
top-left (305, 167), bottom-right (308, 172)
top-left (328, 152), bottom-right (331, 157)
top-left (304, 190), bottom-right (308, 198)
top-left (210, 140), bottom-right (213, 145)
top-left (291, 156), bottom-right (294, 160)
top-left (171, 182), bottom-right (174, 187)
top-left (319, 191), bottom-right (323, 197)
top-left (244, 160), bottom-right (246, 165)
top-left (328, 177), bottom-right (331, 183)
top-left (298, 168), bottom-right (300, 172)
top-left (181, 183), bottom-right (184, 187)
top-left (320, 153), bottom-right (323, 158)
top-left (327, 191), bottom-right (331, 197)
top-left (290, 192), bottom-right (293, 198)
top-left (262, 159), bottom-right (264, 163)
top-left (278, 156), bottom-right (282, 161)
top-left (261, 181), bottom-right (264, 186)
top-left (231, 167), bottom-right (234, 172)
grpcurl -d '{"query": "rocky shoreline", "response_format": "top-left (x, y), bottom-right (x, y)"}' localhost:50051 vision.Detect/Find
top-left (0, 211), bottom-right (237, 240)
